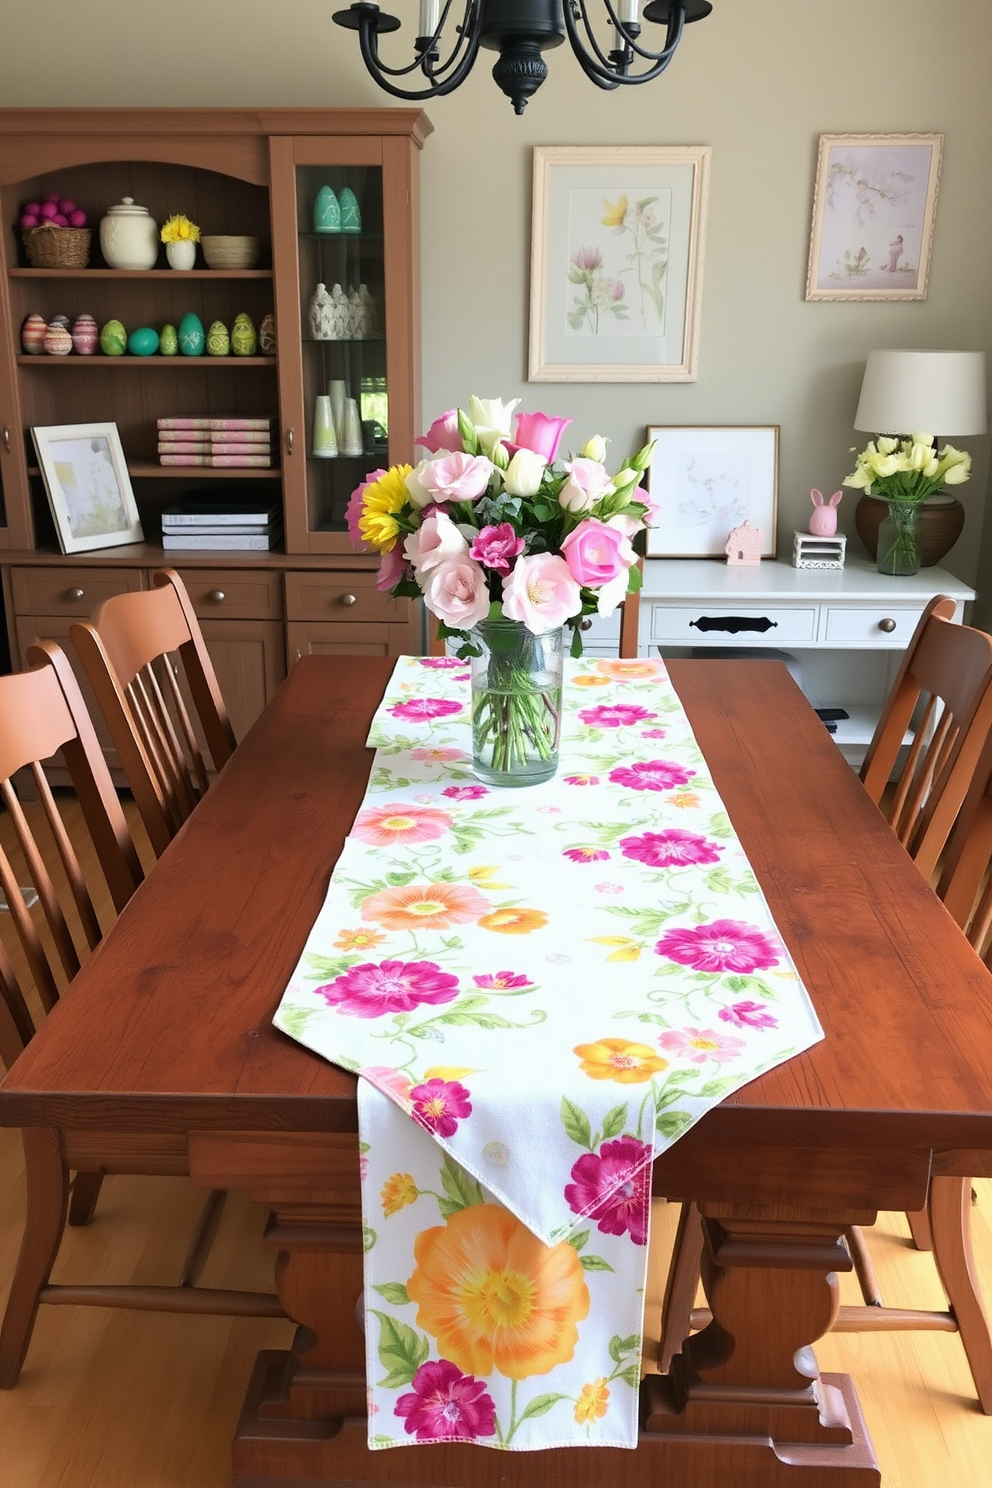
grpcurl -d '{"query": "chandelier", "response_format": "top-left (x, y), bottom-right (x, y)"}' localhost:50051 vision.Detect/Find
top-left (332, 0), bottom-right (713, 115)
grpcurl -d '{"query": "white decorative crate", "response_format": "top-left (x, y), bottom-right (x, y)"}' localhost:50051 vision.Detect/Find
top-left (792, 531), bottom-right (847, 569)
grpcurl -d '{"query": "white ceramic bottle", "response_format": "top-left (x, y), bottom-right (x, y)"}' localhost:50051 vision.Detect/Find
top-left (100, 197), bottom-right (159, 270)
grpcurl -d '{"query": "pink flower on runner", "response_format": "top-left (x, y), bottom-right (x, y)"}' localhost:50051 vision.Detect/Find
top-left (655, 919), bottom-right (782, 974)
top-left (563, 847), bottom-right (610, 863)
top-left (362, 1064), bottom-right (414, 1101)
top-left (564, 1136), bottom-right (651, 1245)
top-left (641, 728), bottom-right (667, 739)
top-left (394, 1359), bottom-right (496, 1442)
top-left (317, 960), bottom-right (460, 1018)
top-left (619, 829), bottom-right (722, 869)
top-left (442, 784), bottom-right (489, 800)
top-left (473, 970), bottom-right (532, 989)
top-left (411, 746), bottom-right (467, 763)
top-left (719, 1000), bottom-right (779, 1030)
top-left (410, 1078), bottom-right (473, 1138)
top-left (389, 697), bottom-right (464, 723)
top-left (418, 657), bottom-right (467, 670)
top-left (563, 773), bottom-right (599, 786)
top-left (658, 1027), bottom-right (747, 1064)
top-left (469, 522), bottom-right (525, 575)
top-left (578, 703), bottom-right (657, 728)
top-left (609, 760), bottom-right (697, 791)
top-left (352, 803), bottom-right (455, 846)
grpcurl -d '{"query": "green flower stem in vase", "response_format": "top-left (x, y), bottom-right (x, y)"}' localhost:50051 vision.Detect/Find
top-left (469, 619), bottom-right (563, 787)
top-left (876, 499), bottom-right (922, 576)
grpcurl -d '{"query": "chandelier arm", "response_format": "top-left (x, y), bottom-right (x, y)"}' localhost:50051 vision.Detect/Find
top-left (353, 0), bottom-right (484, 90)
top-left (563, 0), bottom-right (685, 80)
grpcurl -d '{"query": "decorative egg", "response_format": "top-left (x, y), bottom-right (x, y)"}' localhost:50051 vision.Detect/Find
top-left (206, 319), bottom-right (230, 356)
top-left (338, 186), bottom-right (361, 233)
top-left (178, 311), bottom-right (205, 357)
top-left (230, 311), bottom-right (257, 356)
top-left (49, 313), bottom-right (71, 329)
top-left (71, 313), bottom-right (99, 355)
top-left (43, 322), bottom-right (73, 356)
top-left (313, 184), bottom-right (340, 233)
top-left (99, 318), bottom-right (128, 356)
top-left (159, 323), bottom-right (179, 357)
top-left (128, 325), bottom-right (159, 357)
top-left (259, 312), bottom-right (276, 356)
top-left (21, 313), bottom-right (48, 355)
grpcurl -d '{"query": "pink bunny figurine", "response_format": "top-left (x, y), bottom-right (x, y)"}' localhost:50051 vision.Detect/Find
top-left (809, 489), bottom-right (842, 537)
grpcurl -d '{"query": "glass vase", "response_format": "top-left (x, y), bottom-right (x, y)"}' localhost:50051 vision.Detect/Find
top-left (876, 499), bottom-right (922, 576)
top-left (469, 619), bottom-right (563, 787)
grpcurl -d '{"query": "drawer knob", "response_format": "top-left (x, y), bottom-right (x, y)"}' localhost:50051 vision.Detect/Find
top-left (208, 589), bottom-right (226, 604)
top-left (67, 587), bottom-right (85, 601)
top-left (580, 618), bottom-right (592, 631)
top-left (878, 617), bottom-right (897, 633)
top-left (340, 592), bottom-right (358, 606)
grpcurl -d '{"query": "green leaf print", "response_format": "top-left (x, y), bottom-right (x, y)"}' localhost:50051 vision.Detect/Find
top-left (579, 1254), bottom-right (615, 1272)
top-left (655, 1110), bottom-right (694, 1140)
top-left (608, 1333), bottom-right (641, 1363)
top-left (561, 1096), bottom-right (593, 1150)
top-left (437, 1152), bottom-right (485, 1218)
top-left (302, 952), bottom-right (359, 982)
top-left (517, 1392), bottom-right (570, 1423)
top-left (697, 1077), bottom-right (740, 1099)
top-left (374, 1282), bottom-right (411, 1306)
top-left (272, 1005), bottom-right (316, 1038)
top-left (567, 1228), bottom-right (590, 1252)
top-left (601, 1102), bottom-right (629, 1140)
top-left (372, 1310), bottom-right (430, 1389)
top-left (616, 1364), bottom-right (643, 1389)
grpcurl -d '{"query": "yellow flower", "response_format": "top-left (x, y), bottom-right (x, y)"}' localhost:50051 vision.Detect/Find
top-left (160, 213), bottom-right (200, 244)
top-left (423, 1065), bottom-right (477, 1081)
top-left (333, 927), bottom-right (386, 951)
top-left (407, 1203), bottom-right (589, 1379)
top-left (574, 1036), bottom-right (667, 1084)
top-left (601, 194), bottom-right (628, 228)
top-left (358, 464), bottom-right (413, 552)
top-left (574, 1377), bottom-right (610, 1424)
top-left (477, 907), bottom-right (549, 935)
top-left (589, 935), bottom-right (642, 963)
top-left (468, 865), bottom-right (512, 889)
top-left (381, 1172), bottom-right (419, 1218)
top-left (572, 674), bottom-right (611, 688)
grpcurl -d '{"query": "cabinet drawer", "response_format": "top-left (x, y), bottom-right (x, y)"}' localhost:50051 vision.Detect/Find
top-left (11, 566), bottom-right (144, 616)
top-left (823, 606), bottom-right (926, 644)
top-left (172, 568), bottom-right (283, 621)
top-left (649, 604), bottom-right (818, 646)
top-left (285, 571), bottom-right (397, 623)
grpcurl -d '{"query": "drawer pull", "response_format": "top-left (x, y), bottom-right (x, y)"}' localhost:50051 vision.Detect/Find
top-left (286, 428), bottom-right (294, 455)
top-left (207, 589), bottom-right (226, 604)
top-left (1, 426), bottom-right (10, 455)
top-left (340, 593), bottom-right (358, 607)
top-left (66, 587), bottom-right (85, 602)
top-left (878, 617), bottom-right (897, 633)
top-left (689, 615), bottom-right (778, 634)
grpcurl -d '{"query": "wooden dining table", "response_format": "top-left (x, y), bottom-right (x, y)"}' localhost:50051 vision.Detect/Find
top-left (4, 653), bottom-right (992, 1488)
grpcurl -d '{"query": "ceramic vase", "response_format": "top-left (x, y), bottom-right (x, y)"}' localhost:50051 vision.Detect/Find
top-left (469, 619), bottom-right (564, 787)
top-left (166, 239), bottom-right (197, 270)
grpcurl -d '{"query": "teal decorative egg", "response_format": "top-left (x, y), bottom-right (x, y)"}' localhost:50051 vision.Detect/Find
top-left (339, 186), bottom-right (361, 233)
top-left (259, 312), bottom-right (276, 355)
top-left (159, 323), bottom-right (179, 357)
top-left (178, 311), bottom-right (205, 357)
top-left (230, 311), bottom-right (257, 356)
top-left (99, 318), bottom-right (127, 356)
top-left (128, 325), bottom-right (159, 357)
top-left (313, 184), bottom-right (340, 233)
top-left (206, 319), bottom-right (230, 356)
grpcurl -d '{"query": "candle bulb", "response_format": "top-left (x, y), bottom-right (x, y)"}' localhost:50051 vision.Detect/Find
top-left (619, 0), bottom-right (639, 22)
top-left (419, 0), bottom-right (440, 36)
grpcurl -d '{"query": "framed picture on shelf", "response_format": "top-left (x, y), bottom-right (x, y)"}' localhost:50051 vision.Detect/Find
top-left (645, 425), bottom-right (779, 558)
top-left (528, 144), bottom-right (710, 383)
top-left (805, 133), bottom-right (943, 302)
top-left (31, 422), bottom-right (144, 554)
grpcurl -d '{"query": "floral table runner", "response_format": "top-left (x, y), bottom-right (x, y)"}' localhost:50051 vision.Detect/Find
top-left (273, 654), bottom-right (823, 1452)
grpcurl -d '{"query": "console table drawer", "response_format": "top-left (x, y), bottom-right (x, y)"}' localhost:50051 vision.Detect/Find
top-left (174, 568), bottom-right (283, 621)
top-left (285, 571), bottom-right (396, 622)
top-left (823, 605), bottom-right (927, 644)
top-left (649, 605), bottom-right (818, 646)
top-left (11, 566), bottom-right (143, 615)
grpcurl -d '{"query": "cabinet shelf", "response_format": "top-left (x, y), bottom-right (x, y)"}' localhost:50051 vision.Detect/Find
top-left (9, 267), bottom-right (273, 280)
top-left (17, 354), bottom-right (276, 368)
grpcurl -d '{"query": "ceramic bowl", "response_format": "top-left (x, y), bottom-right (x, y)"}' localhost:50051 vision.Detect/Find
top-left (200, 234), bottom-right (261, 269)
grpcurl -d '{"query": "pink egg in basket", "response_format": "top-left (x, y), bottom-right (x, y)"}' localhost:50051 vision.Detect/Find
top-left (21, 313), bottom-right (48, 354)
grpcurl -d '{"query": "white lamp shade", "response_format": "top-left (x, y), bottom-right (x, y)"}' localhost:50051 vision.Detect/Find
top-left (854, 349), bottom-right (988, 437)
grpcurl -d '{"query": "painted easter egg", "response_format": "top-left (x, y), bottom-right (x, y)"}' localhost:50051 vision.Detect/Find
top-left (128, 326), bottom-right (159, 357)
top-left (230, 311), bottom-right (257, 356)
top-left (206, 319), bottom-right (230, 356)
top-left (338, 186), bottom-right (361, 233)
top-left (21, 313), bottom-right (48, 354)
top-left (159, 323), bottom-right (179, 357)
top-left (178, 311), bottom-right (205, 357)
top-left (259, 312), bottom-right (276, 356)
top-left (44, 322), bottom-right (73, 356)
top-left (49, 313), bottom-right (71, 329)
top-left (71, 313), bottom-right (99, 355)
top-left (99, 318), bottom-right (127, 356)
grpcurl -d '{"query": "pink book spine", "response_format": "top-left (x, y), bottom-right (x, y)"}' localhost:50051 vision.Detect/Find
top-left (208, 418), bottom-right (276, 432)
top-left (211, 430), bottom-right (272, 445)
top-left (157, 418), bottom-right (211, 431)
top-left (210, 440), bottom-right (273, 455)
top-left (209, 454), bottom-right (274, 468)
top-left (159, 454), bottom-right (210, 466)
top-left (158, 440), bottom-right (212, 454)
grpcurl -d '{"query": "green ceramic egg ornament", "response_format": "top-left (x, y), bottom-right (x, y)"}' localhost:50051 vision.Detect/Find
top-left (159, 323), bottom-right (179, 357)
top-left (339, 186), bottom-right (361, 233)
top-left (313, 184), bottom-right (340, 233)
top-left (231, 312), bottom-right (257, 356)
top-left (128, 326), bottom-right (159, 357)
top-left (99, 318), bottom-right (127, 356)
top-left (178, 312), bottom-right (205, 356)
top-left (207, 319), bottom-right (230, 356)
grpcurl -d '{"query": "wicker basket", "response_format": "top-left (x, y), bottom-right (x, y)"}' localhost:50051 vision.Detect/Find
top-left (22, 225), bottom-right (91, 268)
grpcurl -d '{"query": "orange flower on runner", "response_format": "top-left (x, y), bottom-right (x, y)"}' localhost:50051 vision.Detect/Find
top-left (572, 674), bottom-right (611, 688)
top-left (574, 1377), bottom-right (610, 1424)
top-left (407, 1203), bottom-right (589, 1379)
top-left (574, 1036), bottom-right (667, 1084)
top-left (594, 658), bottom-right (663, 681)
top-left (360, 882), bottom-right (491, 930)
top-left (477, 907), bottom-right (549, 935)
top-left (381, 1172), bottom-right (419, 1218)
top-left (352, 803), bottom-right (454, 846)
top-left (333, 927), bottom-right (387, 951)
top-left (668, 791), bottom-right (700, 810)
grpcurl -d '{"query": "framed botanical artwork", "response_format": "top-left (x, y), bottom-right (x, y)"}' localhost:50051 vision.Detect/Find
top-left (528, 144), bottom-right (710, 383)
top-left (805, 133), bottom-right (942, 301)
top-left (645, 425), bottom-right (779, 559)
top-left (31, 422), bottom-right (143, 554)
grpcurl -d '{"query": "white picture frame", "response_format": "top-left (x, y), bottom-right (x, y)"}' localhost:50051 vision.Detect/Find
top-left (805, 132), bottom-right (943, 302)
top-left (645, 425), bottom-right (780, 559)
top-left (31, 422), bottom-right (144, 554)
top-left (528, 144), bottom-right (710, 383)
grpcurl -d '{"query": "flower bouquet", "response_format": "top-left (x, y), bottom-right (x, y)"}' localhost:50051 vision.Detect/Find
top-left (160, 213), bottom-right (200, 244)
top-left (843, 431), bottom-right (971, 575)
top-left (346, 396), bottom-right (656, 785)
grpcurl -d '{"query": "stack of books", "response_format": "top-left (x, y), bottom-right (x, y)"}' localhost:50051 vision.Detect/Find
top-left (157, 417), bottom-right (277, 468)
top-left (160, 493), bottom-right (283, 551)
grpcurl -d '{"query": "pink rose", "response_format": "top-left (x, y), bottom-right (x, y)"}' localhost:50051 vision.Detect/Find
top-left (512, 411), bottom-right (572, 461)
top-left (417, 451), bottom-right (495, 503)
top-left (501, 553), bottom-right (582, 634)
top-left (344, 469), bottom-right (387, 551)
top-left (558, 457), bottom-right (613, 514)
top-left (469, 522), bottom-right (525, 575)
top-left (416, 409), bottom-right (461, 453)
top-left (561, 519), bottom-right (635, 588)
top-left (423, 555), bottom-right (491, 628)
top-left (404, 511), bottom-right (469, 575)
top-left (376, 545), bottom-right (408, 592)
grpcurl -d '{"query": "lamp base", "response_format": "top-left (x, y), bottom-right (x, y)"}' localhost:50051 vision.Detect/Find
top-left (854, 493), bottom-right (965, 567)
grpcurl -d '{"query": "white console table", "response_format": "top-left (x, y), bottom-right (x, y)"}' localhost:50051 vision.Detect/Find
top-left (633, 557), bottom-right (976, 765)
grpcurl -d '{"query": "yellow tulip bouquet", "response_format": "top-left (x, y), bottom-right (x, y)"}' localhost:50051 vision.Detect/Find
top-left (843, 432), bottom-right (971, 573)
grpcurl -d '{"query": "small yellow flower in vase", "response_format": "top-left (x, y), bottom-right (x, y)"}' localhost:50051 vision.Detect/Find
top-left (160, 214), bottom-right (201, 270)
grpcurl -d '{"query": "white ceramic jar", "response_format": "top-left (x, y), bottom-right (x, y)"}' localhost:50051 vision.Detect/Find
top-left (99, 197), bottom-right (159, 270)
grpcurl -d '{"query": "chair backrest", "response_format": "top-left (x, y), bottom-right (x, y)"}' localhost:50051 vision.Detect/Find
top-left (0, 641), bottom-right (144, 1070)
top-left (934, 717), bottom-right (992, 959)
top-left (859, 595), bottom-right (992, 880)
top-left (70, 569), bottom-right (237, 857)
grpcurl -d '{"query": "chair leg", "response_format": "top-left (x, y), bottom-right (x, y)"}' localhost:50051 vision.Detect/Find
top-left (929, 1174), bottom-right (992, 1414)
top-left (179, 1189), bottom-right (228, 1288)
top-left (906, 1205), bottom-right (934, 1251)
top-left (844, 1224), bottom-right (885, 1306)
top-left (0, 1127), bottom-right (69, 1388)
top-left (68, 1170), bottom-right (105, 1227)
top-left (658, 1201), bottom-right (704, 1374)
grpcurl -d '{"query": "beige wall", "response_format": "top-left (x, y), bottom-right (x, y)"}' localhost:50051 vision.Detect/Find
top-left (3, 0), bottom-right (991, 601)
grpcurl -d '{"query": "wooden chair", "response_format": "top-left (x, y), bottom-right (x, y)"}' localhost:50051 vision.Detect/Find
top-left (70, 568), bottom-right (237, 858)
top-left (0, 642), bottom-right (280, 1390)
top-left (658, 595), bottom-right (992, 1411)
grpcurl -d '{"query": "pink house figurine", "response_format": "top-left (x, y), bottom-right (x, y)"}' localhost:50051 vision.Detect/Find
top-left (809, 488), bottom-right (842, 537)
top-left (725, 520), bottom-right (763, 565)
